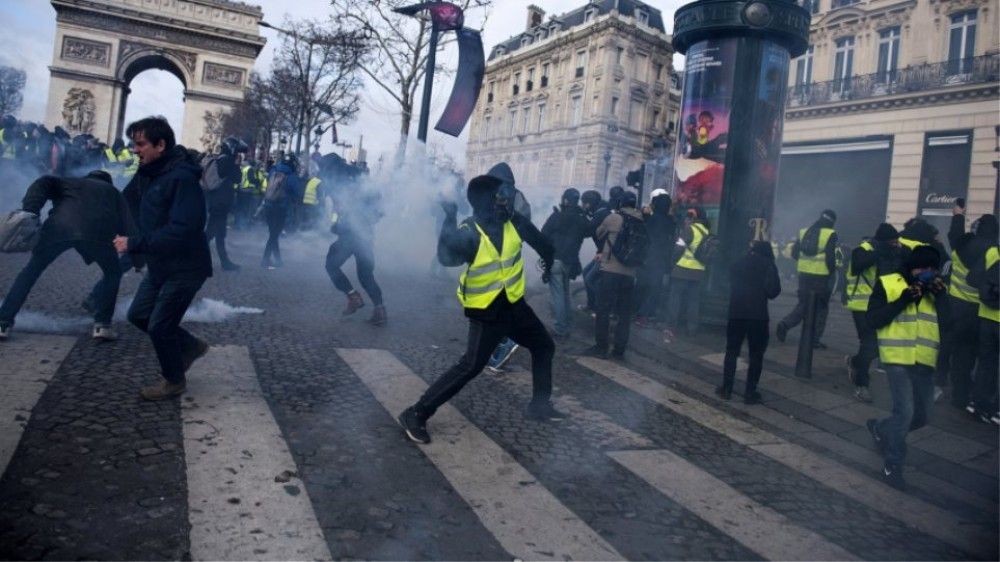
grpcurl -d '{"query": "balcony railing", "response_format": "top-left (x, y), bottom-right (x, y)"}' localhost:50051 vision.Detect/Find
top-left (787, 54), bottom-right (999, 108)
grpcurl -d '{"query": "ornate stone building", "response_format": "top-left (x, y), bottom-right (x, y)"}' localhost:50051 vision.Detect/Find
top-left (465, 1), bottom-right (676, 205)
top-left (774, 0), bottom-right (999, 242)
top-left (45, 0), bottom-right (265, 149)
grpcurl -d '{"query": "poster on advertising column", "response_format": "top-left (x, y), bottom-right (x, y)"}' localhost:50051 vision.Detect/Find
top-left (672, 38), bottom-right (737, 208)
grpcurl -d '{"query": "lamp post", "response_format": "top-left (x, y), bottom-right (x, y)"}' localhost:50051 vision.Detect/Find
top-left (671, 0), bottom-right (810, 324)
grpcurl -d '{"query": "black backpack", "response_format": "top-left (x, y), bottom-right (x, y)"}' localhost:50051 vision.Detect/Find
top-left (611, 213), bottom-right (650, 268)
top-left (693, 230), bottom-right (720, 265)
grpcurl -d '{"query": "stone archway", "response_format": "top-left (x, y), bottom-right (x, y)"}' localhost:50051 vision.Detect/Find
top-left (45, 0), bottom-right (265, 149)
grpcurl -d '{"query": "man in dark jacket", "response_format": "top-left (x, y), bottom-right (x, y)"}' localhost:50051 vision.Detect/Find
top-left (580, 189), bottom-right (610, 311)
top-left (204, 138), bottom-right (243, 271)
top-left (635, 189), bottom-right (676, 325)
top-left (326, 188), bottom-right (387, 326)
top-left (716, 241), bottom-right (781, 404)
top-left (541, 188), bottom-right (591, 339)
top-left (115, 116), bottom-right (212, 401)
top-left (777, 209), bottom-right (838, 348)
top-left (397, 175), bottom-right (560, 444)
top-left (0, 170), bottom-right (132, 341)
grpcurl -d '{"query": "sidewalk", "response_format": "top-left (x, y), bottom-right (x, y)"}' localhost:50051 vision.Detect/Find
top-left (528, 286), bottom-right (999, 521)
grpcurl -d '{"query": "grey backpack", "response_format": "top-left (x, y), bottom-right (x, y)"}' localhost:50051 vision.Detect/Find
top-left (0, 211), bottom-right (41, 253)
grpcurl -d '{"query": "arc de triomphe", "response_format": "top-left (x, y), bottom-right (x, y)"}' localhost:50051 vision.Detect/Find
top-left (45, 0), bottom-right (265, 149)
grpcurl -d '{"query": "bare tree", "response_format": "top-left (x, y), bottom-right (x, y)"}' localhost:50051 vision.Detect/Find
top-left (270, 17), bottom-right (367, 155)
top-left (330, 0), bottom-right (493, 154)
top-left (0, 66), bottom-right (26, 117)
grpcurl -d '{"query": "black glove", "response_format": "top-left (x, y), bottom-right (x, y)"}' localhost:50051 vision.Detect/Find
top-left (440, 200), bottom-right (458, 218)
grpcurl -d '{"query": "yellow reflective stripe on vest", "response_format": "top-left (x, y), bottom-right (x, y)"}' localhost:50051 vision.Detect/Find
top-left (457, 221), bottom-right (526, 309)
top-left (979, 246), bottom-right (999, 322)
top-left (876, 273), bottom-right (940, 367)
top-left (845, 241), bottom-right (875, 311)
top-left (948, 251), bottom-right (980, 304)
top-left (676, 223), bottom-right (708, 272)
top-left (796, 227), bottom-right (834, 275)
top-left (0, 129), bottom-right (14, 159)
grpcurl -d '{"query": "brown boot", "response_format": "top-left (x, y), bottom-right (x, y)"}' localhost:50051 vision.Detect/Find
top-left (343, 291), bottom-right (365, 316)
top-left (140, 381), bottom-right (186, 401)
top-left (369, 305), bottom-right (387, 326)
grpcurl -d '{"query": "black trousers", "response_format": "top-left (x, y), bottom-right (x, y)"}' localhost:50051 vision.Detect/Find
top-left (721, 318), bottom-right (769, 393)
top-left (205, 210), bottom-right (234, 265)
top-left (262, 206), bottom-right (286, 265)
top-left (325, 235), bottom-right (383, 306)
top-left (127, 271), bottom-right (206, 384)
top-left (947, 298), bottom-right (980, 407)
top-left (594, 271), bottom-right (635, 353)
top-left (635, 260), bottom-right (668, 318)
top-left (850, 310), bottom-right (877, 388)
top-left (973, 317), bottom-right (999, 413)
top-left (415, 302), bottom-right (554, 418)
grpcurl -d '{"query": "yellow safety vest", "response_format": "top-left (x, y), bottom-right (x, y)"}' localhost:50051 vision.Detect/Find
top-left (796, 227), bottom-right (835, 275)
top-left (0, 129), bottom-right (15, 159)
top-left (948, 250), bottom-right (980, 305)
top-left (238, 165), bottom-right (253, 192)
top-left (676, 223), bottom-right (709, 271)
top-left (899, 237), bottom-right (927, 251)
top-left (257, 170), bottom-right (267, 195)
top-left (877, 273), bottom-right (940, 368)
top-left (303, 177), bottom-right (321, 206)
top-left (119, 149), bottom-right (138, 178)
top-left (979, 246), bottom-right (999, 322)
top-left (457, 221), bottom-right (526, 309)
top-left (103, 147), bottom-right (117, 164)
top-left (845, 241), bottom-right (876, 312)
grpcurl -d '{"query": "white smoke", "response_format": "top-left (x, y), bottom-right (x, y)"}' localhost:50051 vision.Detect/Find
top-left (1, 301), bottom-right (90, 334)
top-left (113, 296), bottom-right (264, 323)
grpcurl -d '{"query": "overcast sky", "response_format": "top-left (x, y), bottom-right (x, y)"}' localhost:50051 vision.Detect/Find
top-left (0, 0), bottom-right (685, 170)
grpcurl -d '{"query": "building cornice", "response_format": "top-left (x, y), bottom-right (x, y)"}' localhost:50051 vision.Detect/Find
top-left (49, 65), bottom-right (124, 87)
top-left (785, 84), bottom-right (998, 119)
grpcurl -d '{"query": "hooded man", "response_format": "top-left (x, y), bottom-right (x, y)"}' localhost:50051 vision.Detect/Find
top-left (115, 116), bottom-right (213, 401)
top-left (398, 175), bottom-right (561, 444)
top-left (635, 189), bottom-right (676, 325)
top-left (777, 209), bottom-right (839, 348)
top-left (845, 223), bottom-right (903, 402)
top-left (0, 170), bottom-right (133, 341)
top-left (866, 245), bottom-right (948, 490)
top-left (541, 187), bottom-right (591, 339)
top-left (204, 137), bottom-right (243, 271)
top-left (580, 189), bottom-right (611, 312)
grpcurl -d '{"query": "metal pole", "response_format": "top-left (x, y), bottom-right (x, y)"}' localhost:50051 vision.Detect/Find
top-left (296, 41), bottom-right (315, 155)
top-left (417, 27), bottom-right (439, 144)
top-left (795, 291), bottom-right (817, 378)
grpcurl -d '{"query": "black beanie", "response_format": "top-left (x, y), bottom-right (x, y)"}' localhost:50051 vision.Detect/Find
top-left (86, 170), bottom-right (114, 184)
top-left (821, 209), bottom-right (837, 223)
top-left (619, 192), bottom-right (637, 209)
top-left (904, 245), bottom-right (940, 270)
top-left (874, 222), bottom-right (899, 242)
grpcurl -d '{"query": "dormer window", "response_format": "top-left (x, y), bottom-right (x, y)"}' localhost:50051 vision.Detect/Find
top-left (521, 36), bottom-right (531, 48)
top-left (636, 9), bottom-right (649, 25)
top-left (584, 8), bottom-right (597, 22)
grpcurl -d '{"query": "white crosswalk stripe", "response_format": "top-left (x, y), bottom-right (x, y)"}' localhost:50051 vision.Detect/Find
top-left (610, 449), bottom-right (859, 561)
top-left (336, 347), bottom-right (624, 561)
top-left (577, 356), bottom-right (995, 560)
top-left (0, 334), bottom-right (76, 474)
top-left (182, 345), bottom-right (331, 561)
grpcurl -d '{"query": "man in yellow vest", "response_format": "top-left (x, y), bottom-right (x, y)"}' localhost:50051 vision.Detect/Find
top-left (776, 209), bottom-right (838, 348)
top-left (664, 207), bottom-right (712, 342)
top-left (944, 208), bottom-right (997, 413)
top-left (845, 223), bottom-right (902, 403)
top-left (969, 222), bottom-right (999, 425)
top-left (865, 245), bottom-right (948, 490)
top-left (398, 175), bottom-right (559, 444)
top-left (301, 175), bottom-right (322, 230)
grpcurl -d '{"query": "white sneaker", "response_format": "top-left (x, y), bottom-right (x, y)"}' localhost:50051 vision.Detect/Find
top-left (0, 322), bottom-right (10, 341)
top-left (92, 324), bottom-right (117, 341)
top-left (854, 386), bottom-right (873, 403)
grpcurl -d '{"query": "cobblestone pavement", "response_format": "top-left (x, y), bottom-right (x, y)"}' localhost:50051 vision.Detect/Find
top-left (0, 228), bottom-right (996, 560)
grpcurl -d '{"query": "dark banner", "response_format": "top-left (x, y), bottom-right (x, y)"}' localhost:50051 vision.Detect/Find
top-left (434, 27), bottom-right (484, 137)
top-left (394, 2), bottom-right (464, 31)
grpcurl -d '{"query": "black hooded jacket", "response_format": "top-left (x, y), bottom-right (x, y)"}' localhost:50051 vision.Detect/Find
top-left (124, 146), bottom-right (212, 281)
top-left (541, 202), bottom-right (590, 278)
top-left (643, 195), bottom-right (677, 270)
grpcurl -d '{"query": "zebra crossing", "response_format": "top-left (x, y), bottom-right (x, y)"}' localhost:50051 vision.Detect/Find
top-left (0, 334), bottom-right (996, 560)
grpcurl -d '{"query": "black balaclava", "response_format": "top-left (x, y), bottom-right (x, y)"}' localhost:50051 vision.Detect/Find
top-left (976, 214), bottom-right (999, 241)
top-left (581, 190), bottom-right (602, 212)
top-left (561, 188), bottom-right (580, 209)
top-left (620, 192), bottom-right (637, 209)
top-left (467, 175), bottom-right (503, 223)
top-left (609, 186), bottom-right (625, 209)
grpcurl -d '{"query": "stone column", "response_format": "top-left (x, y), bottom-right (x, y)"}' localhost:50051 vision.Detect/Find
top-left (670, 0), bottom-right (810, 323)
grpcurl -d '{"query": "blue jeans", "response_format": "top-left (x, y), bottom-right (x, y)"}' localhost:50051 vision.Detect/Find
top-left (548, 260), bottom-right (571, 336)
top-left (127, 271), bottom-right (206, 384)
top-left (0, 241), bottom-right (122, 325)
top-left (667, 277), bottom-right (701, 334)
top-left (875, 364), bottom-right (934, 468)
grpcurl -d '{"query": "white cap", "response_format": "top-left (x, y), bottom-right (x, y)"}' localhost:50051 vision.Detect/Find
top-left (649, 188), bottom-right (669, 199)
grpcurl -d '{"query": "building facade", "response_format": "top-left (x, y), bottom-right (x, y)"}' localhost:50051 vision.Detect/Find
top-left (465, 1), bottom-right (677, 206)
top-left (774, 0), bottom-right (999, 243)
